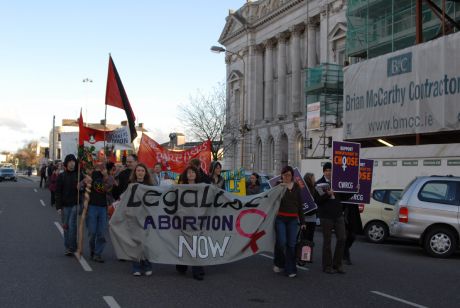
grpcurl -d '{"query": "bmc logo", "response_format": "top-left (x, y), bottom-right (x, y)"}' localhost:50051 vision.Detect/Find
top-left (387, 52), bottom-right (412, 77)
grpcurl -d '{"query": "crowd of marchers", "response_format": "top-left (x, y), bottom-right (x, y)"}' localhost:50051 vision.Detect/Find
top-left (49, 153), bottom-right (362, 281)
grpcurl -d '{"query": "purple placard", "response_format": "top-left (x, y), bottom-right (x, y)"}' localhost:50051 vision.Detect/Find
top-left (332, 141), bottom-right (360, 193)
top-left (344, 159), bottom-right (373, 204)
top-left (268, 168), bottom-right (318, 213)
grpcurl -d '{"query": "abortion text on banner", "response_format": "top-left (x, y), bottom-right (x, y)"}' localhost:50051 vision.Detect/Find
top-left (137, 134), bottom-right (211, 173)
top-left (344, 159), bottom-right (374, 204)
top-left (331, 141), bottom-right (360, 193)
top-left (109, 184), bottom-right (285, 265)
top-left (221, 168), bottom-right (246, 196)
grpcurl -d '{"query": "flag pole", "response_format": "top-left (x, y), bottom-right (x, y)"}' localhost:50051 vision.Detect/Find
top-left (104, 104), bottom-right (107, 157)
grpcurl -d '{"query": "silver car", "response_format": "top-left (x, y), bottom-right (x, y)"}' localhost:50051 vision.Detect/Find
top-left (390, 175), bottom-right (460, 258)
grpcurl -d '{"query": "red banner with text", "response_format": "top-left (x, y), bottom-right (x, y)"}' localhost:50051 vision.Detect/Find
top-left (137, 134), bottom-right (211, 174)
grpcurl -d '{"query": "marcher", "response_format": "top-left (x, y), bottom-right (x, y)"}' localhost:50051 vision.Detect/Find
top-left (55, 154), bottom-right (80, 256)
top-left (176, 166), bottom-right (206, 280)
top-left (273, 166), bottom-right (306, 278)
top-left (209, 161), bottom-right (224, 189)
top-left (83, 161), bottom-right (113, 262)
top-left (315, 162), bottom-right (352, 274)
top-left (39, 164), bottom-right (47, 188)
top-left (300, 172), bottom-right (319, 264)
top-left (129, 163), bottom-right (154, 276)
top-left (246, 172), bottom-right (261, 195)
top-left (189, 158), bottom-right (210, 184)
top-left (112, 154), bottom-right (137, 200)
top-left (343, 203), bottom-right (363, 265)
top-left (152, 162), bottom-right (163, 186)
top-left (48, 166), bottom-right (58, 207)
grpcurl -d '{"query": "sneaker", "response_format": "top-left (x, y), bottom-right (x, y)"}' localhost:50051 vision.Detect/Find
top-left (92, 255), bottom-right (104, 263)
top-left (288, 273), bottom-right (297, 278)
top-left (132, 272), bottom-right (141, 276)
top-left (323, 267), bottom-right (336, 274)
top-left (333, 266), bottom-right (346, 274)
top-left (273, 266), bottom-right (282, 273)
top-left (145, 271), bottom-right (153, 276)
top-left (64, 249), bottom-right (73, 256)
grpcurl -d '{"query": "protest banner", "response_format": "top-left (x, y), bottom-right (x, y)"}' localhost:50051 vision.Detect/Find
top-left (137, 134), bottom-right (212, 174)
top-left (268, 168), bottom-right (317, 213)
top-left (221, 168), bottom-right (246, 196)
top-left (344, 159), bottom-right (374, 204)
top-left (331, 141), bottom-right (360, 193)
top-left (109, 184), bottom-right (286, 265)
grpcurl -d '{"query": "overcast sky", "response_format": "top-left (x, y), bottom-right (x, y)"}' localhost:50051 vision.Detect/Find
top-left (0, 0), bottom-right (244, 152)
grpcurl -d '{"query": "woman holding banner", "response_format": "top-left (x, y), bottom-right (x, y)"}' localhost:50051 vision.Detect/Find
top-left (209, 161), bottom-right (225, 189)
top-left (273, 166), bottom-right (306, 278)
top-left (176, 166), bottom-right (206, 281)
top-left (129, 163), bottom-right (154, 277)
top-left (246, 173), bottom-right (261, 195)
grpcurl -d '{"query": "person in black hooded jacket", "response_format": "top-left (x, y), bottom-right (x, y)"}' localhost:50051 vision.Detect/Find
top-left (55, 154), bottom-right (82, 256)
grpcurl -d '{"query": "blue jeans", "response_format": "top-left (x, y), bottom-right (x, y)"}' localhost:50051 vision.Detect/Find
top-left (86, 205), bottom-right (107, 256)
top-left (132, 260), bottom-right (153, 274)
top-left (274, 216), bottom-right (299, 275)
top-left (63, 206), bottom-right (78, 252)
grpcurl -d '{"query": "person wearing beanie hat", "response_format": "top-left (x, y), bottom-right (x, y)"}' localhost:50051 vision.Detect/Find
top-left (55, 154), bottom-right (81, 256)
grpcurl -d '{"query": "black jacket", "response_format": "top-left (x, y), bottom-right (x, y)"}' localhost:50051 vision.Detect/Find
top-left (55, 170), bottom-right (81, 210)
top-left (315, 176), bottom-right (353, 219)
top-left (112, 168), bottom-right (132, 200)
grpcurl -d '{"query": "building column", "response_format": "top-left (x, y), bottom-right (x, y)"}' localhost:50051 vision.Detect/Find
top-left (254, 44), bottom-right (264, 123)
top-left (307, 19), bottom-right (317, 68)
top-left (320, 8), bottom-right (328, 63)
top-left (276, 33), bottom-right (289, 119)
top-left (290, 25), bottom-right (303, 116)
top-left (263, 39), bottom-right (275, 121)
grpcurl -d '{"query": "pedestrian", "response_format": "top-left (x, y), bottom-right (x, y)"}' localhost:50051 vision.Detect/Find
top-left (39, 164), bottom-right (47, 188)
top-left (209, 161), bottom-right (224, 189)
top-left (176, 165), bottom-right (206, 281)
top-left (112, 154), bottom-right (137, 200)
top-left (55, 154), bottom-right (80, 256)
top-left (273, 166), bottom-right (306, 278)
top-left (246, 172), bottom-right (261, 195)
top-left (152, 162), bottom-right (163, 186)
top-left (301, 172), bottom-right (319, 263)
top-left (189, 158), bottom-right (210, 184)
top-left (46, 161), bottom-right (54, 187)
top-left (128, 163), bottom-right (154, 276)
top-left (343, 203), bottom-right (363, 265)
top-left (83, 161), bottom-right (113, 263)
top-left (48, 165), bottom-right (58, 207)
top-left (315, 162), bottom-right (352, 274)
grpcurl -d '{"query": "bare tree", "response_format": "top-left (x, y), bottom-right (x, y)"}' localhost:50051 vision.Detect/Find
top-left (178, 82), bottom-right (238, 161)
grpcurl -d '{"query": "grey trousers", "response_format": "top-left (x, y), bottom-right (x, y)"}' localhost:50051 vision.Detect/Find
top-left (321, 216), bottom-right (346, 270)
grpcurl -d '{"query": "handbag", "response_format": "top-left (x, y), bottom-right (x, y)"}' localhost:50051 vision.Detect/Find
top-left (296, 230), bottom-right (314, 265)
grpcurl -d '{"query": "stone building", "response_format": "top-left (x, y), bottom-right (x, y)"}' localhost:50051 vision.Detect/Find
top-left (217, 0), bottom-right (347, 175)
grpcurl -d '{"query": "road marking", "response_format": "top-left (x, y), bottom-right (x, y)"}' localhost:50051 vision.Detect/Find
top-left (34, 189), bottom-right (38, 193)
top-left (54, 222), bottom-right (64, 236)
top-left (103, 296), bottom-right (121, 308)
top-left (53, 221), bottom-right (93, 272)
top-left (259, 253), bottom-right (309, 271)
top-left (40, 199), bottom-right (45, 207)
top-left (371, 291), bottom-right (428, 308)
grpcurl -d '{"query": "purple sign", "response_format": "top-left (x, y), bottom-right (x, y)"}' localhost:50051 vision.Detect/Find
top-left (332, 141), bottom-right (360, 193)
top-left (268, 168), bottom-right (318, 214)
top-left (344, 159), bottom-right (373, 204)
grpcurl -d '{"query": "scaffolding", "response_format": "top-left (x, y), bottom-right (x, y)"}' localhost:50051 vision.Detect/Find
top-left (346, 0), bottom-right (460, 59)
top-left (305, 63), bottom-right (343, 157)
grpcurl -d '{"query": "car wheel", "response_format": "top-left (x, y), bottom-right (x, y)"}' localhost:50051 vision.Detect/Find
top-left (364, 221), bottom-right (388, 244)
top-left (424, 228), bottom-right (457, 258)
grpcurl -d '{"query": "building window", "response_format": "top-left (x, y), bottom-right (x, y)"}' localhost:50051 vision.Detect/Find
top-left (57, 149), bottom-right (61, 160)
top-left (57, 133), bottom-right (61, 142)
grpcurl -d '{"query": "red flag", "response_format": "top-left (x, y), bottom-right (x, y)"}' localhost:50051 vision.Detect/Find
top-left (137, 134), bottom-right (212, 173)
top-left (105, 55), bottom-right (137, 141)
top-left (78, 111), bottom-right (106, 147)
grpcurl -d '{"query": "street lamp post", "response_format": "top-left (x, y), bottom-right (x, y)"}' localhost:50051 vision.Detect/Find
top-left (211, 45), bottom-right (247, 169)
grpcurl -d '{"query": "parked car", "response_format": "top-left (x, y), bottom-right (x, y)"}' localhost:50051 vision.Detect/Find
top-left (0, 168), bottom-right (17, 182)
top-left (390, 175), bottom-right (460, 258)
top-left (360, 188), bottom-right (403, 243)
